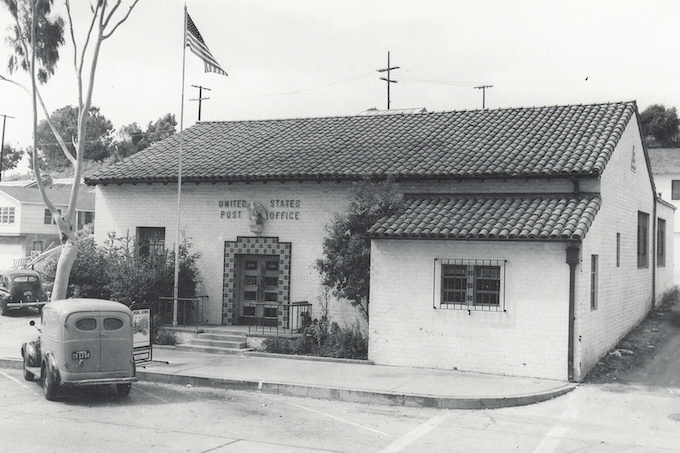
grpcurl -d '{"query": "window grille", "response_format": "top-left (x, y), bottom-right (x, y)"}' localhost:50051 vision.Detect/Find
top-left (434, 259), bottom-right (506, 312)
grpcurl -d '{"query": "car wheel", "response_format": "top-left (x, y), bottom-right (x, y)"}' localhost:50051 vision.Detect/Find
top-left (22, 354), bottom-right (34, 381)
top-left (0, 302), bottom-right (7, 316)
top-left (116, 383), bottom-right (132, 397)
top-left (43, 363), bottom-right (59, 401)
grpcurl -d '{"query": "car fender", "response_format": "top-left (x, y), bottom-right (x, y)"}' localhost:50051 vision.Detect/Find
top-left (43, 351), bottom-right (61, 384)
top-left (22, 339), bottom-right (41, 368)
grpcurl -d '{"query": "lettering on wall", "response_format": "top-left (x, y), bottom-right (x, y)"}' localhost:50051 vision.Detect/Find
top-left (218, 199), bottom-right (302, 221)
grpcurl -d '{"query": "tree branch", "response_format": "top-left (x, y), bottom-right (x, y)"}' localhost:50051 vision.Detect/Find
top-left (102, 0), bottom-right (139, 40)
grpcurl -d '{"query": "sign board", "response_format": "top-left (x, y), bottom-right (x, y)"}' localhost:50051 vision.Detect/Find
top-left (132, 307), bottom-right (151, 364)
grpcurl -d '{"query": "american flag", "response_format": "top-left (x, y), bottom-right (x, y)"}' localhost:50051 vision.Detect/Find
top-left (185, 11), bottom-right (228, 76)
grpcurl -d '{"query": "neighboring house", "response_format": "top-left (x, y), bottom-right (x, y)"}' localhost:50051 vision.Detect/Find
top-left (84, 101), bottom-right (673, 382)
top-left (647, 148), bottom-right (680, 284)
top-left (0, 185), bottom-right (95, 269)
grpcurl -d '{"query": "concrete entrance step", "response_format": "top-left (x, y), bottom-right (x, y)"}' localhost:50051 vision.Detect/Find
top-left (175, 331), bottom-right (251, 356)
top-left (191, 338), bottom-right (247, 349)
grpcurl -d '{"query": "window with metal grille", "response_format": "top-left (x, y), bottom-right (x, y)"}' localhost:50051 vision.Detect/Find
top-left (136, 227), bottom-right (166, 258)
top-left (436, 259), bottom-right (505, 311)
top-left (0, 207), bottom-right (15, 224)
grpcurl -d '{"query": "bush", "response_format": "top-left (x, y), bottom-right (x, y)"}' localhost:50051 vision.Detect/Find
top-left (263, 315), bottom-right (368, 360)
top-left (154, 329), bottom-right (178, 346)
top-left (41, 231), bottom-right (200, 307)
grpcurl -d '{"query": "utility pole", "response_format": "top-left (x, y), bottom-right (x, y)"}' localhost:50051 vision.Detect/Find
top-left (474, 85), bottom-right (493, 109)
top-left (377, 51), bottom-right (399, 110)
top-left (190, 85), bottom-right (211, 121)
top-left (0, 114), bottom-right (15, 182)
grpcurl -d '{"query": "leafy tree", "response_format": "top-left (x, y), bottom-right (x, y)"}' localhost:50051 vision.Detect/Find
top-left (110, 113), bottom-right (177, 160)
top-left (1, 143), bottom-right (24, 173)
top-left (3, 0), bottom-right (64, 83)
top-left (37, 105), bottom-right (113, 170)
top-left (0, 0), bottom-right (139, 301)
top-left (640, 104), bottom-right (680, 148)
top-left (139, 113), bottom-right (176, 149)
top-left (315, 179), bottom-right (403, 319)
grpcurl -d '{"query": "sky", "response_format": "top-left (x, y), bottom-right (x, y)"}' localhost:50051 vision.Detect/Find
top-left (1, 0), bottom-right (680, 173)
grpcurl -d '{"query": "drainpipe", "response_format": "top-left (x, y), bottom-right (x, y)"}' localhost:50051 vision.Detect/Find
top-left (566, 243), bottom-right (581, 381)
top-left (652, 195), bottom-right (657, 308)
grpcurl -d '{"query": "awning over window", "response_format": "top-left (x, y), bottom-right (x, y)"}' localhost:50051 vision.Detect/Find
top-left (369, 194), bottom-right (601, 241)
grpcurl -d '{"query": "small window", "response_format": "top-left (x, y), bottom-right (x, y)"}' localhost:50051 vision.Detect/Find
top-left (637, 212), bottom-right (649, 268)
top-left (44, 208), bottom-right (61, 225)
top-left (103, 317), bottom-right (124, 330)
top-left (616, 233), bottom-right (621, 268)
top-left (0, 207), bottom-right (15, 224)
top-left (658, 218), bottom-right (666, 267)
top-left (75, 318), bottom-right (97, 331)
top-left (136, 227), bottom-right (165, 258)
top-left (590, 255), bottom-right (599, 310)
top-left (264, 276), bottom-right (278, 287)
top-left (672, 180), bottom-right (680, 200)
top-left (437, 259), bottom-right (505, 311)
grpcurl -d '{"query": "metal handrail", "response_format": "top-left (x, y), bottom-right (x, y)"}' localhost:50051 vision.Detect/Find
top-left (248, 301), bottom-right (312, 336)
top-left (156, 296), bottom-right (208, 330)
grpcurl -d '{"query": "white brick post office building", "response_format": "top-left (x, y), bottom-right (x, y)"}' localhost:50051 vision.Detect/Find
top-left (85, 101), bottom-right (674, 381)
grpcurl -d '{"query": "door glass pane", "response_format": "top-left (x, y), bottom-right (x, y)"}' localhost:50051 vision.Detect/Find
top-left (266, 261), bottom-right (279, 271)
top-left (76, 318), bottom-right (97, 331)
top-left (103, 318), bottom-right (124, 330)
top-left (245, 261), bottom-right (257, 270)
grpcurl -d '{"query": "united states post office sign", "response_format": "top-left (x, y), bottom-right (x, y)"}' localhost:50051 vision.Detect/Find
top-left (218, 199), bottom-right (302, 220)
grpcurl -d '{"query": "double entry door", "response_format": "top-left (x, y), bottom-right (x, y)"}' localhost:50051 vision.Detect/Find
top-left (235, 254), bottom-right (280, 326)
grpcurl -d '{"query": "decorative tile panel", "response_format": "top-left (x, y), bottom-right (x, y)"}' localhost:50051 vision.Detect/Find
top-left (222, 236), bottom-right (291, 326)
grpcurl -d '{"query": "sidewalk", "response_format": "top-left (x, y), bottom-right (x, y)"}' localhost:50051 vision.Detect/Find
top-left (0, 346), bottom-right (575, 409)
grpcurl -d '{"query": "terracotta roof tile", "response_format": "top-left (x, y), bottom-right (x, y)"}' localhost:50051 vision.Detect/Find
top-left (369, 194), bottom-right (601, 241)
top-left (85, 102), bottom-right (636, 185)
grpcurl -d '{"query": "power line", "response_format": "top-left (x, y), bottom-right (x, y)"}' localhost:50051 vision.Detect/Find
top-left (377, 51), bottom-right (400, 110)
top-left (224, 71), bottom-right (375, 100)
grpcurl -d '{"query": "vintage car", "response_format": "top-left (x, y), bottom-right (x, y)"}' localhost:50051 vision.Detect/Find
top-left (0, 269), bottom-right (48, 315)
top-left (21, 299), bottom-right (137, 400)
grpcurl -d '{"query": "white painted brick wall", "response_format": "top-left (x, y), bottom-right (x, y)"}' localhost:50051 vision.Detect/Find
top-left (94, 182), bottom-right (363, 324)
top-left (369, 240), bottom-right (570, 380)
top-left (574, 118), bottom-right (658, 380)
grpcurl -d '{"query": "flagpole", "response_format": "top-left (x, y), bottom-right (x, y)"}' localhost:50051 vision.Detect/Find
top-left (173, 5), bottom-right (188, 327)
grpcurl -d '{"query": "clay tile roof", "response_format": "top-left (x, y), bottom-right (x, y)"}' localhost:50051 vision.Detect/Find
top-left (369, 194), bottom-right (601, 241)
top-left (85, 102), bottom-right (637, 185)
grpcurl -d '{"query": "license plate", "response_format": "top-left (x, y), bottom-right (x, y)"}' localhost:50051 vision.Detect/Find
top-left (72, 351), bottom-right (90, 360)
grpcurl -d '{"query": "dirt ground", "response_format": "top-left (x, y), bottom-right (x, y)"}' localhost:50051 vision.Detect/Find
top-left (584, 290), bottom-right (680, 387)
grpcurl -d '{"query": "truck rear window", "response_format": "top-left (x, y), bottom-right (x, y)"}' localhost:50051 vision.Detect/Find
top-left (75, 318), bottom-right (97, 331)
top-left (103, 318), bottom-right (124, 330)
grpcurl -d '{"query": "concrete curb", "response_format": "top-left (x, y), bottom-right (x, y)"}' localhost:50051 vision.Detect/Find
top-left (1, 356), bottom-right (576, 409)
top-left (136, 369), bottom-right (576, 409)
